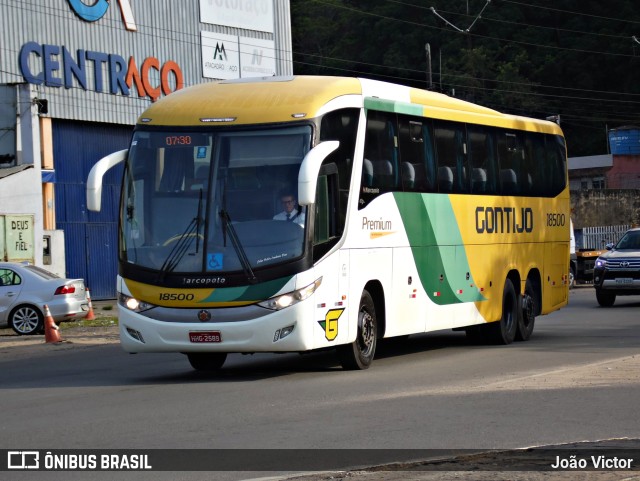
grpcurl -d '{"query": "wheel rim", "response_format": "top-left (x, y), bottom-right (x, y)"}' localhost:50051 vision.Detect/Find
top-left (12, 307), bottom-right (40, 334)
top-left (357, 309), bottom-right (375, 357)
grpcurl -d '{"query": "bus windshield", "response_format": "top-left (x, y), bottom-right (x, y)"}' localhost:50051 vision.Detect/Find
top-left (121, 125), bottom-right (312, 276)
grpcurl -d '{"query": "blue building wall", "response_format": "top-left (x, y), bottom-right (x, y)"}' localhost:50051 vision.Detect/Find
top-left (53, 120), bottom-right (130, 299)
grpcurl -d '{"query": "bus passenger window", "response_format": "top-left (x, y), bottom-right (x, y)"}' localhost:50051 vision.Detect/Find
top-left (398, 116), bottom-right (436, 193)
top-left (438, 166), bottom-right (454, 192)
top-left (434, 121), bottom-right (468, 193)
top-left (319, 108), bottom-right (359, 237)
top-left (359, 111), bottom-right (398, 208)
top-left (497, 132), bottom-right (523, 196)
top-left (468, 127), bottom-right (498, 195)
top-left (471, 167), bottom-right (487, 193)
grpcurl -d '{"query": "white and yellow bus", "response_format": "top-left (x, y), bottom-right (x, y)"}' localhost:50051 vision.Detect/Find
top-left (87, 76), bottom-right (570, 371)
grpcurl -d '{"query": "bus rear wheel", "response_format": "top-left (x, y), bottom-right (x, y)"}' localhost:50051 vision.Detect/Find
top-left (187, 352), bottom-right (227, 371)
top-left (516, 279), bottom-right (536, 341)
top-left (487, 278), bottom-right (518, 345)
top-left (338, 290), bottom-right (377, 370)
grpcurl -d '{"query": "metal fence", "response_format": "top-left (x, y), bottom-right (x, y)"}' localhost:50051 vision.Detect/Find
top-left (580, 225), bottom-right (631, 250)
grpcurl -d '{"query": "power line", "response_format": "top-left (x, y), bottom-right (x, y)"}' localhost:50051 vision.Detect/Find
top-left (500, 0), bottom-right (640, 26)
top-left (429, 0), bottom-right (492, 34)
top-left (307, 0), bottom-right (639, 58)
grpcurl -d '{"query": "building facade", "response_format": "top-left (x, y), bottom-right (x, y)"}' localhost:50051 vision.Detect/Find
top-left (568, 126), bottom-right (640, 191)
top-left (0, 0), bottom-right (293, 298)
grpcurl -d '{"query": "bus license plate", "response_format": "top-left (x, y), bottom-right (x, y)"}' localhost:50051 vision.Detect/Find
top-left (189, 331), bottom-right (222, 343)
top-left (615, 278), bottom-right (633, 285)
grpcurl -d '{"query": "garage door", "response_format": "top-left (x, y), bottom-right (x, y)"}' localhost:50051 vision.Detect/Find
top-left (53, 120), bottom-right (130, 299)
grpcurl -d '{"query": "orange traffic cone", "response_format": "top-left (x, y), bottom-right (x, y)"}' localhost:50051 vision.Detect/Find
top-left (44, 304), bottom-right (62, 344)
top-left (85, 288), bottom-right (95, 321)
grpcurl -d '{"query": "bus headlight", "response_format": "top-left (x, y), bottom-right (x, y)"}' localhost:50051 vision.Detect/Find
top-left (258, 278), bottom-right (322, 311)
top-left (119, 293), bottom-right (155, 313)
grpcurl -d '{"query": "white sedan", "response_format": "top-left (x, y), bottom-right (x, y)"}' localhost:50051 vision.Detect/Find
top-left (0, 262), bottom-right (90, 335)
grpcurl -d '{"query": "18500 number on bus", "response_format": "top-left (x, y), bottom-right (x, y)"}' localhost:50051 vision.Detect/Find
top-left (159, 293), bottom-right (195, 301)
top-left (546, 213), bottom-right (566, 227)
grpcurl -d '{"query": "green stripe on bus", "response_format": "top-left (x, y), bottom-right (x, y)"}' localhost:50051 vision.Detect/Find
top-left (393, 192), bottom-right (485, 305)
top-left (364, 98), bottom-right (424, 116)
top-left (201, 276), bottom-right (293, 303)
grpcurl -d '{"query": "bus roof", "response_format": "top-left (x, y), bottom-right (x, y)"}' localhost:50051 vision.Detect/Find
top-left (137, 76), bottom-right (563, 135)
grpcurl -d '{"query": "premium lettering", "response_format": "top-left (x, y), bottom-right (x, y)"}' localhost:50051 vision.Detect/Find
top-left (362, 217), bottom-right (392, 231)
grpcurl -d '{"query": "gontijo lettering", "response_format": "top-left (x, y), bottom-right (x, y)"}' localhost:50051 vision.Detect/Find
top-left (475, 206), bottom-right (534, 234)
top-left (19, 42), bottom-right (184, 102)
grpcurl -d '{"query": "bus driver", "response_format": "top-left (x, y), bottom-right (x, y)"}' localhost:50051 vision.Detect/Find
top-left (273, 191), bottom-right (305, 227)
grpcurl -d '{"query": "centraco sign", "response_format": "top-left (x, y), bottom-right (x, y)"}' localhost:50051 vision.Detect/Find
top-left (17, 1), bottom-right (185, 101)
top-left (19, 42), bottom-right (184, 102)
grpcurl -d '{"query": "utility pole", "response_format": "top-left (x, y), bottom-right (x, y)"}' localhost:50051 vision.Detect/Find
top-left (425, 43), bottom-right (433, 90)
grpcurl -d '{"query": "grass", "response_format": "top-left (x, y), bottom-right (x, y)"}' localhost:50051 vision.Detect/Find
top-left (59, 317), bottom-right (119, 330)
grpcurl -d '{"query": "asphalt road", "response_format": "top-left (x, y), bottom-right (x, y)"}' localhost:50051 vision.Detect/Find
top-left (1, 287), bottom-right (639, 481)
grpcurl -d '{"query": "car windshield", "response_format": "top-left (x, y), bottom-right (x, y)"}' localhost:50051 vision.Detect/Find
top-left (616, 231), bottom-right (640, 250)
top-left (121, 126), bottom-right (312, 275)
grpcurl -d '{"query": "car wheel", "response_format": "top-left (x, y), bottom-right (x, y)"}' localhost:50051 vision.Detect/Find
top-left (595, 288), bottom-right (616, 307)
top-left (9, 305), bottom-right (44, 336)
top-left (187, 353), bottom-right (227, 371)
top-left (516, 279), bottom-right (536, 341)
top-left (337, 290), bottom-right (377, 370)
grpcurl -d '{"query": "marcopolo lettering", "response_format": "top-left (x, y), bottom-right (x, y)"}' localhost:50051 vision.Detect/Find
top-left (475, 206), bottom-right (533, 234)
top-left (19, 42), bottom-right (184, 101)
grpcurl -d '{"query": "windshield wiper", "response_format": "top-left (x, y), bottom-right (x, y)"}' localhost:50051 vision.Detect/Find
top-left (157, 190), bottom-right (204, 280)
top-left (219, 209), bottom-right (258, 284)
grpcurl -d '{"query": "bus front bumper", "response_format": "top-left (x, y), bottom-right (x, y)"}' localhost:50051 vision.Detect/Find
top-left (118, 306), bottom-right (315, 353)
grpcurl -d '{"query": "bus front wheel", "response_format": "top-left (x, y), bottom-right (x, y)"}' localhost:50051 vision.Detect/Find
top-left (338, 290), bottom-right (377, 370)
top-left (187, 352), bottom-right (227, 371)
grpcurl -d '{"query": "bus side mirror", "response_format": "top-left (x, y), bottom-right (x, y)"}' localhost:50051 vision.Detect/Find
top-left (87, 149), bottom-right (128, 212)
top-left (298, 141), bottom-right (339, 206)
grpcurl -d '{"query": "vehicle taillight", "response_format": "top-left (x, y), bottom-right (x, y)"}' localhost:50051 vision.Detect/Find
top-left (54, 285), bottom-right (76, 295)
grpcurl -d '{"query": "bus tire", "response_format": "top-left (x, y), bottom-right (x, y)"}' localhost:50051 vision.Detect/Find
top-left (488, 278), bottom-right (518, 345)
top-left (187, 352), bottom-right (227, 371)
top-left (516, 279), bottom-right (536, 341)
top-left (337, 290), bottom-right (377, 370)
top-left (595, 288), bottom-right (616, 307)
